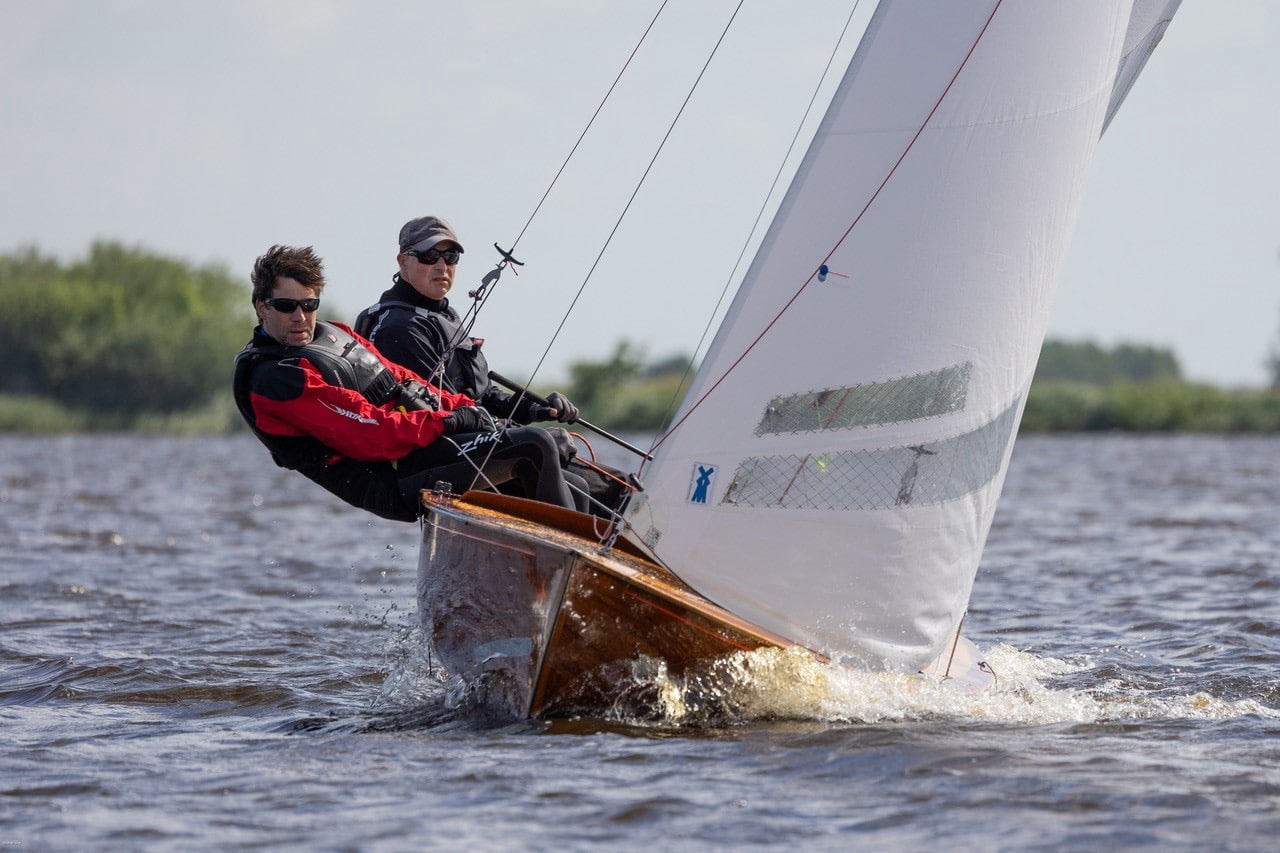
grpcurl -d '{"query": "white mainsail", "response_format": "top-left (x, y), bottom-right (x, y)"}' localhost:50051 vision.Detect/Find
top-left (624, 0), bottom-right (1174, 671)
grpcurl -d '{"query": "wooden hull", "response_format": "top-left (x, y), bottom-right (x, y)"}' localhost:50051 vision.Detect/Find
top-left (417, 491), bottom-right (806, 719)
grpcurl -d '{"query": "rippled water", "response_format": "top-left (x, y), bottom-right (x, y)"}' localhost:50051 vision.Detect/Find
top-left (2, 433), bottom-right (1278, 850)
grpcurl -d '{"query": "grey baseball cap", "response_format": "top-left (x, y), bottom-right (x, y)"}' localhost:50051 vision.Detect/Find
top-left (398, 215), bottom-right (465, 253)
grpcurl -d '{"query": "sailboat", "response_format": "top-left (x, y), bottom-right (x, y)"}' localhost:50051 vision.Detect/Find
top-left (416, 0), bottom-right (1182, 720)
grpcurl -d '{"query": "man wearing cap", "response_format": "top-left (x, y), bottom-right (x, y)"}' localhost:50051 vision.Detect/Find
top-left (354, 215), bottom-right (580, 426)
top-left (354, 216), bottom-right (635, 518)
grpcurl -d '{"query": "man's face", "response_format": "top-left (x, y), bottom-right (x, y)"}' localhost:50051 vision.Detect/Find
top-left (257, 276), bottom-right (319, 346)
top-left (396, 241), bottom-right (461, 301)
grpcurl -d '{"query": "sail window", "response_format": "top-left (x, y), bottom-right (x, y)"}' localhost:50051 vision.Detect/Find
top-left (723, 398), bottom-right (1019, 511)
top-left (754, 363), bottom-right (972, 435)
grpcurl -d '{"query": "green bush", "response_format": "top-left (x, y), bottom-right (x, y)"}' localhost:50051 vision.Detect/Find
top-left (0, 243), bottom-right (254, 420)
top-left (0, 395), bottom-right (93, 432)
top-left (591, 373), bottom-right (690, 431)
top-left (562, 341), bottom-right (693, 431)
top-left (1035, 340), bottom-right (1181, 384)
top-left (1023, 380), bottom-right (1280, 433)
top-left (1021, 382), bottom-right (1106, 431)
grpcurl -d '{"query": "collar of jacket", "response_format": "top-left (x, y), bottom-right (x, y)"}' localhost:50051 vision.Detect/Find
top-left (390, 274), bottom-right (449, 314)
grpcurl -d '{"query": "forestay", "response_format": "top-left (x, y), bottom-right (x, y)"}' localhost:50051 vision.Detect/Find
top-left (623, 1), bottom-right (1171, 671)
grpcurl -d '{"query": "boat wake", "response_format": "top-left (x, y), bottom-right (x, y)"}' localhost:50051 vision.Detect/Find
top-left (697, 644), bottom-right (1279, 727)
top-left (363, 627), bottom-right (1278, 731)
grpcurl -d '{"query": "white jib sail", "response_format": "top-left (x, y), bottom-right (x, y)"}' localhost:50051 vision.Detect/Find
top-left (624, 0), bottom-right (1154, 671)
top-left (1103, 0), bottom-right (1182, 134)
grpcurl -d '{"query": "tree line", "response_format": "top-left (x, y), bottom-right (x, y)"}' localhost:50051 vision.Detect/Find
top-left (1, 243), bottom-right (1277, 433)
top-left (1, 242), bottom-right (252, 426)
top-left (1024, 341), bottom-right (1280, 431)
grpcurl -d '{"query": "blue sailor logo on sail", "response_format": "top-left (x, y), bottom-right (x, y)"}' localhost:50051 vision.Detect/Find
top-left (687, 463), bottom-right (717, 504)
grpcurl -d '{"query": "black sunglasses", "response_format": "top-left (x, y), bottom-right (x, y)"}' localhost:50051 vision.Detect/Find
top-left (264, 297), bottom-right (320, 314)
top-left (406, 248), bottom-right (461, 266)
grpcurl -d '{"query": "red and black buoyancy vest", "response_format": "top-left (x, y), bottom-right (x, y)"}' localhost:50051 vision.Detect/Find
top-left (231, 321), bottom-right (437, 471)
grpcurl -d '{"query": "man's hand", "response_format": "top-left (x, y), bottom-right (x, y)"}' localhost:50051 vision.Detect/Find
top-left (443, 406), bottom-right (494, 435)
top-left (544, 391), bottom-right (579, 424)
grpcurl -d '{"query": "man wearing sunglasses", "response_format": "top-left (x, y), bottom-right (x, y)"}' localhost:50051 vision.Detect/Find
top-left (355, 215), bottom-right (634, 518)
top-left (233, 244), bottom-right (584, 522)
top-left (354, 215), bottom-right (583, 425)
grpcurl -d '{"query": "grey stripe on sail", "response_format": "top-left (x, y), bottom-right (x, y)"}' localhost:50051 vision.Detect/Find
top-left (723, 399), bottom-right (1019, 511)
top-left (754, 362), bottom-right (972, 436)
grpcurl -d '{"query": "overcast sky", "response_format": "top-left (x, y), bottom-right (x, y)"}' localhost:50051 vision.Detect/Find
top-left (3, 1), bottom-right (1276, 387)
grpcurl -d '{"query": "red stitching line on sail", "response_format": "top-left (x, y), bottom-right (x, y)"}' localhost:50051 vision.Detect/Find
top-left (652, 0), bottom-right (1004, 453)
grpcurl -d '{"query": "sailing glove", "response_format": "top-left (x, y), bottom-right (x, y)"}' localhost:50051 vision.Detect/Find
top-left (544, 392), bottom-right (580, 424)
top-left (545, 427), bottom-right (579, 465)
top-left (443, 406), bottom-right (494, 435)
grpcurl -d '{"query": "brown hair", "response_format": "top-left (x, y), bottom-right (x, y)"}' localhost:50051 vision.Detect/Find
top-left (250, 245), bottom-right (326, 304)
